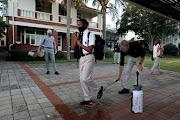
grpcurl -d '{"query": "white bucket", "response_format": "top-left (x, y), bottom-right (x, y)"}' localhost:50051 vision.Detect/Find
top-left (132, 90), bottom-right (143, 113)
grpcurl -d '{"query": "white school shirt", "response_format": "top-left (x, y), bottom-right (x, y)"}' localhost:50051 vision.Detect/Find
top-left (82, 29), bottom-right (95, 54)
top-left (153, 44), bottom-right (160, 58)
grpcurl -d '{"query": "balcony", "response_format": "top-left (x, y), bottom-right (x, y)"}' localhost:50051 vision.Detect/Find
top-left (18, 9), bottom-right (52, 21)
top-left (17, 9), bottom-right (99, 29)
top-left (89, 21), bottom-right (99, 29)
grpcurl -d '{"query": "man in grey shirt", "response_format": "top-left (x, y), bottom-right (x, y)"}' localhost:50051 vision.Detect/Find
top-left (38, 29), bottom-right (59, 75)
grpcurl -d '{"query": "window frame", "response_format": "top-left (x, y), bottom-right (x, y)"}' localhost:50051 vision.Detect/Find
top-left (21, 29), bottom-right (46, 46)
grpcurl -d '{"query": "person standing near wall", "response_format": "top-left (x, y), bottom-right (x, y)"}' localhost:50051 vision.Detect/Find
top-left (38, 29), bottom-right (59, 75)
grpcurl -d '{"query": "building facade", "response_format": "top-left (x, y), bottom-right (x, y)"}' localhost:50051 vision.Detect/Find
top-left (2, 0), bottom-right (102, 58)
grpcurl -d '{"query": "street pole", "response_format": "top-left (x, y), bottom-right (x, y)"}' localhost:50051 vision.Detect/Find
top-left (66, 0), bottom-right (71, 60)
top-left (6, 16), bottom-right (9, 51)
top-left (12, 0), bottom-right (15, 45)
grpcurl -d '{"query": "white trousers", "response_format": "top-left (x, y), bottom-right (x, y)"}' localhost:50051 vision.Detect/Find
top-left (151, 57), bottom-right (160, 71)
top-left (79, 54), bottom-right (101, 101)
top-left (114, 52), bottom-right (120, 63)
top-left (125, 56), bottom-right (145, 89)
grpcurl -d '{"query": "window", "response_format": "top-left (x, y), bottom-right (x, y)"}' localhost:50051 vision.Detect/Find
top-left (26, 35), bottom-right (30, 44)
top-left (22, 35), bottom-right (24, 44)
top-left (36, 0), bottom-right (52, 13)
top-left (26, 30), bottom-right (35, 34)
top-left (59, 4), bottom-right (67, 16)
top-left (21, 29), bottom-right (45, 46)
top-left (36, 31), bottom-right (44, 35)
top-left (1, 40), bottom-right (4, 46)
top-left (36, 35), bottom-right (42, 45)
top-left (31, 35), bottom-right (35, 44)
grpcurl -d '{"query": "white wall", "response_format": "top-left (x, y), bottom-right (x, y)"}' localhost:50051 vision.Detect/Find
top-left (52, 2), bottom-right (58, 22)
top-left (8, 0), bottom-right (35, 16)
top-left (162, 35), bottom-right (180, 47)
top-left (18, 0), bottom-right (35, 11)
top-left (119, 34), bottom-right (128, 42)
top-left (71, 7), bottom-right (77, 25)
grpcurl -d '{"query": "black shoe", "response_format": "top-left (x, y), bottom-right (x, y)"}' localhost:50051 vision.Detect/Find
top-left (97, 86), bottom-right (103, 99)
top-left (46, 71), bottom-right (49, 74)
top-left (80, 100), bottom-right (92, 105)
top-left (55, 71), bottom-right (59, 75)
top-left (118, 88), bottom-right (129, 94)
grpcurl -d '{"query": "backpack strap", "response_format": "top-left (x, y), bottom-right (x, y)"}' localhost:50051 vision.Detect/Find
top-left (87, 32), bottom-right (91, 46)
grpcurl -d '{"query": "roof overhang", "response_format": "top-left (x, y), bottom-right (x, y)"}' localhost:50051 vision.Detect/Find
top-left (78, 4), bottom-right (101, 15)
top-left (124, 0), bottom-right (180, 23)
top-left (78, 6), bottom-right (101, 18)
top-left (0, 0), bottom-right (8, 2)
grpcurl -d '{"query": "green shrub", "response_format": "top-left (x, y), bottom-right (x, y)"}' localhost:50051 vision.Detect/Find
top-left (8, 50), bottom-right (44, 61)
top-left (8, 50), bottom-right (67, 61)
top-left (105, 51), bottom-right (114, 58)
top-left (164, 43), bottom-right (178, 56)
top-left (0, 47), bottom-right (6, 52)
top-left (55, 51), bottom-right (66, 60)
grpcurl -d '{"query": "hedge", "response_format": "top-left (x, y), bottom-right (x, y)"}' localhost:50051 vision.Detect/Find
top-left (7, 50), bottom-right (67, 61)
top-left (163, 43), bottom-right (178, 56)
top-left (105, 51), bottom-right (114, 58)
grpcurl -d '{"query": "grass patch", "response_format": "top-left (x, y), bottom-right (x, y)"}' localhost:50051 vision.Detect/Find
top-left (22, 53), bottom-right (180, 72)
top-left (102, 54), bottom-right (180, 72)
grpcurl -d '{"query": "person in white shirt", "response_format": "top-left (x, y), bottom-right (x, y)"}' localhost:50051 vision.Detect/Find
top-left (71, 19), bottom-right (103, 107)
top-left (150, 40), bottom-right (164, 75)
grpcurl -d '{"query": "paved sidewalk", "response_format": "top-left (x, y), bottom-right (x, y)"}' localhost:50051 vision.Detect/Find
top-left (0, 61), bottom-right (179, 120)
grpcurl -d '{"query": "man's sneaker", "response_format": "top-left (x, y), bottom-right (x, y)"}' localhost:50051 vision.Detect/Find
top-left (97, 86), bottom-right (103, 99)
top-left (46, 71), bottom-right (49, 74)
top-left (55, 71), bottom-right (59, 75)
top-left (118, 88), bottom-right (129, 94)
top-left (85, 101), bottom-right (98, 108)
top-left (80, 100), bottom-right (92, 105)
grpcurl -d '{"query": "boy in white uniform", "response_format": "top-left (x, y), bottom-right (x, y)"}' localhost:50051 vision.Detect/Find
top-left (71, 19), bottom-right (103, 107)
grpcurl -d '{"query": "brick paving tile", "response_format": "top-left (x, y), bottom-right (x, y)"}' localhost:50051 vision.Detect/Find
top-left (13, 111), bottom-right (30, 120)
top-left (0, 115), bottom-right (13, 120)
top-left (0, 61), bottom-right (179, 120)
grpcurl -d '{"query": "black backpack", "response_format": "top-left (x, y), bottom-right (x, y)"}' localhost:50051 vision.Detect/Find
top-left (74, 45), bottom-right (83, 59)
top-left (88, 32), bottom-right (105, 60)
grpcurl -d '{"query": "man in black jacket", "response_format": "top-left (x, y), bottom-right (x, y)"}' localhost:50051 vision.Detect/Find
top-left (113, 40), bottom-right (121, 64)
top-left (117, 40), bottom-right (145, 94)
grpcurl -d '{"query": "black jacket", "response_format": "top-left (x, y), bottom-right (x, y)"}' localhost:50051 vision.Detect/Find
top-left (114, 43), bottom-right (120, 52)
top-left (120, 41), bottom-right (145, 66)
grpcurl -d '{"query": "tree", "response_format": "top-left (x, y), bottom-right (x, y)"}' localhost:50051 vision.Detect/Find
top-left (39, 0), bottom-right (126, 58)
top-left (0, 17), bottom-right (9, 40)
top-left (64, 0), bottom-right (88, 60)
top-left (117, 4), bottom-right (180, 50)
top-left (92, 0), bottom-right (126, 51)
top-left (39, 0), bottom-right (87, 60)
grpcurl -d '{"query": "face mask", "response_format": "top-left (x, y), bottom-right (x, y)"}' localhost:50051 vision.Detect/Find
top-left (48, 33), bottom-right (52, 36)
top-left (78, 25), bottom-right (86, 32)
top-left (123, 47), bottom-right (129, 53)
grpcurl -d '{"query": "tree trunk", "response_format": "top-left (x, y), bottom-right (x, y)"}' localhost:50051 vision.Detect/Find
top-left (102, 8), bottom-right (106, 56)
top-left (147, 36), bottom-right (154, 51)
top-left (66, 0), bottom-right (71, 60)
